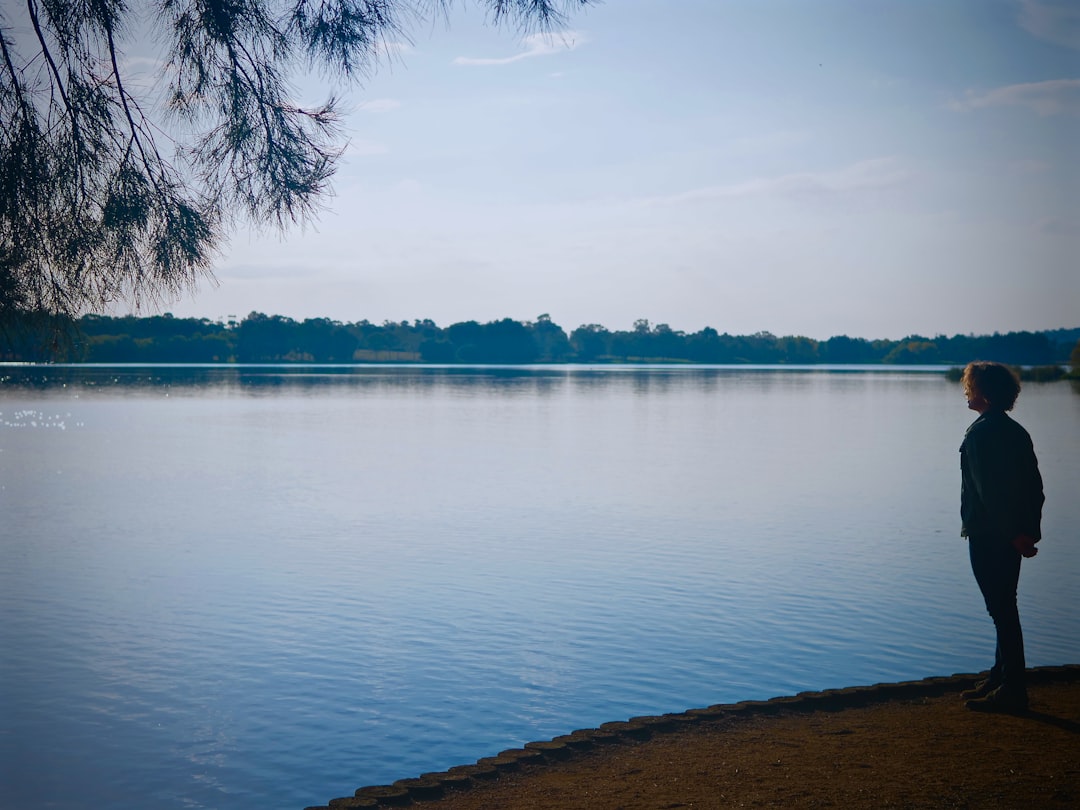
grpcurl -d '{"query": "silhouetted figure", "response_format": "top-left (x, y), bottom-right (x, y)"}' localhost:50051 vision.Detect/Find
top-left (958, 362), bottom-right (1044, 712)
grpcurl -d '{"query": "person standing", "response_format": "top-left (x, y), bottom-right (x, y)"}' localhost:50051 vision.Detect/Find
top-left (958, 361), bottom-right (1044, 712)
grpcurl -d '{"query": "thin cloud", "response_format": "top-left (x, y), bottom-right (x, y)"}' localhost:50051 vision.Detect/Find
top-left (640, 158), bottom-right (909, 207)
top-left (453, 30), bottom-right (588, 66)
top-left (379, 40), bottom-right (413, 58)
top-left (1017, 0), bottom-right (1080, 49)
top-left (949, 78), bottom-right (1080, 115)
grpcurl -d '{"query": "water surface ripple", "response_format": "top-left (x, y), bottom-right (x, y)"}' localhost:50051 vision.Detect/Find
top-left (2, 365), bottom-right (1077, 809)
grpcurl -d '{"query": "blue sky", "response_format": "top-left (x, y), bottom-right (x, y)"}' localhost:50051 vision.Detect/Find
top-left (159, 0), bottom-right (1078, 340)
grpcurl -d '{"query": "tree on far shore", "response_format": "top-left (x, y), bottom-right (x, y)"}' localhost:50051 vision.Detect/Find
top-left (36, 312), bottom-right (1075, 368)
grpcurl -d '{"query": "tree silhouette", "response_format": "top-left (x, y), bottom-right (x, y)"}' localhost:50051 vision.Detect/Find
top-left (0, 0), bottom-right (592, 325)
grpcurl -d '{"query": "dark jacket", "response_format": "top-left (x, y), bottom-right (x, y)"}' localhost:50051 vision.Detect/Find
top-left (960, 409), bottom-right (1044, 540)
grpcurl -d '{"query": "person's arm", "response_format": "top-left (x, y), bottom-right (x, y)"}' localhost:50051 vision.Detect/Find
top-left (1016, 431), bottom-right (1045, 547)
top-left (968, 423), bottom-right (1044, 555)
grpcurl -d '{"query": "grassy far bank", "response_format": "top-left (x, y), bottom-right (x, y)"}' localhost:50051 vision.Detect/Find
top-left (2, 312), bottom-right (1079, 372)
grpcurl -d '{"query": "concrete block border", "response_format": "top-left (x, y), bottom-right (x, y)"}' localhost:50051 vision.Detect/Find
top-left (307, 664), bottom-right (1079, 810)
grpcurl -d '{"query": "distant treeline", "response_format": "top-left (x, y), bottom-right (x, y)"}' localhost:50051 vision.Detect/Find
top-left (3, 312), bottom-right (1080, 368)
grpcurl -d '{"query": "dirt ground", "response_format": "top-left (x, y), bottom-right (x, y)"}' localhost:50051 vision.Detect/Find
top-left (315, 667), bottom-right (1080, 809)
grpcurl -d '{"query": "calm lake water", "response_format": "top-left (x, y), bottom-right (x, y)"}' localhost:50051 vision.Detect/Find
top-left (2, 364), bottom-right (1078, 809)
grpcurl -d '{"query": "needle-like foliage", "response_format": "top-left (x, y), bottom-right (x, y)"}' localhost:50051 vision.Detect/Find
top-left (0, 0), bottom-right (592, 325)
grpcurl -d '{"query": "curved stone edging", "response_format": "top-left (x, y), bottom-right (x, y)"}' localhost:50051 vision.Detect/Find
top-left (307, 664), bottom-right (1080, 810)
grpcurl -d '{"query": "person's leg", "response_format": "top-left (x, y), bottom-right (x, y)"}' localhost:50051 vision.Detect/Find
top-left (968, 536), bottom-right (1027, 706)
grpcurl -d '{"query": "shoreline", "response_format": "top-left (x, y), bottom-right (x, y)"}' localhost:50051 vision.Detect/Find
top-left (306, 664), bottom-right (1080, 809)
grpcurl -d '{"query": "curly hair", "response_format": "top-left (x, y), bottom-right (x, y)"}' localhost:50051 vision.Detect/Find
top-left (961, 361), bottom-right (1022, 411)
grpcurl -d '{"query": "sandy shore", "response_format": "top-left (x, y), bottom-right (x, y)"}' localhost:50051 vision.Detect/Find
top-left (307, 665), bottom-right (1080, 809)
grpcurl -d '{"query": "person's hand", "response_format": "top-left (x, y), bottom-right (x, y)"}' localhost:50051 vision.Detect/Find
top-left (1012, 535), bottom-right (1039, 558)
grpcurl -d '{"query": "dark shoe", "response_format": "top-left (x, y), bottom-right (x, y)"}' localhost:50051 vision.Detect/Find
top-left (960, 678), bottom-right (1000, 700)
top-left (965, 686), bottom-right (1029, 713)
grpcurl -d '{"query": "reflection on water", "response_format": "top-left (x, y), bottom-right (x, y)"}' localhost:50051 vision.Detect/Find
top-left (1, 365), bottom-right (1077, 810)
top-left (0, 362), bottom-right (961, 395)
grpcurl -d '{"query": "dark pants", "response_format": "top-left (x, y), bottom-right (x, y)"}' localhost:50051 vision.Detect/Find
top-left (968, 535), bottom-right (1027, 693)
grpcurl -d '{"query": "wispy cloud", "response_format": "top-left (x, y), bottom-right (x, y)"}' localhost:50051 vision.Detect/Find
top-left (639, 158), bottom-right (909, 207)
top-left (381, 41), bottom-right (413, 58)
top-left (949, 78), bottom-right (1080, 115)
top-left (1017, 0), bottom-right (1080, 49)
top-left (453, 31), bottom-right (588, 66)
